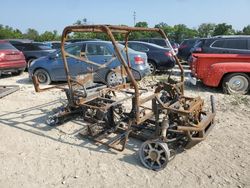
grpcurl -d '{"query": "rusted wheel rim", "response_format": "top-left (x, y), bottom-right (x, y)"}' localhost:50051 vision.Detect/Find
top-left (139, 140), bottom-right (170, 171)
top-left (148, 63), bottom-right (155, 74)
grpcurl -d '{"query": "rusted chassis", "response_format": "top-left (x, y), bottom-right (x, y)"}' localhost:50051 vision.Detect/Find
top-left (32, 25), bottom-right (215, 171)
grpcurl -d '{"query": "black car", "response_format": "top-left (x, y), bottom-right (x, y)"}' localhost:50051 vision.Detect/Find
top-left (134, 38), bottom-right (179, 54)
top-left (178, 38), bottom-right (201, 61)
top-left (122, 41), bottom-right (175, 74)
top-left (8, 40), bottom-right (55, 66)
top-left (191, 36), bottom-right (250, 54)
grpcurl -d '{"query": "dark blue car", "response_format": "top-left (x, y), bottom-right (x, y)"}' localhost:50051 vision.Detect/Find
top-left (28, 41), bottom-right (150, 85)
top-left (122, 41), bottom-right (176, 74)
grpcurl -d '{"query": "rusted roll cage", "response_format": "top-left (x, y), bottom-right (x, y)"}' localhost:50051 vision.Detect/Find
top-left (32, 25), bottom-right (215, 171)
top-left (59, 25), bottom-right (184, 124)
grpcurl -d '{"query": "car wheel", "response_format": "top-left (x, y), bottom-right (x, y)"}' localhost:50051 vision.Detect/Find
top-left (222, 73), bottom-right (250, 94)
top-left (148, 60), bottom-right (156, 75)
top-left (34, 69), bottom-right (51, 85)
top-left (106, 71), bottom-right (126, 86)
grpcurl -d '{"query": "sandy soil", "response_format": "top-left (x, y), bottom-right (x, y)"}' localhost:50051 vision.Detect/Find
top-left (0, 71), bottom-right (250, 188)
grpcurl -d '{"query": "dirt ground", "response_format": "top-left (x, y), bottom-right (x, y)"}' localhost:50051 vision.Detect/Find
top-left (0, 71), bottom-right (250, 188)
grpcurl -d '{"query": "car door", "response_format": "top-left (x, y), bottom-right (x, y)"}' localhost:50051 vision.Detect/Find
top-left (50, 43), bottom-right (84, 80)
top-left (85, 42), bottom-right (116, 82)
top-left (86, 43), bottom-right (114, 68)
top-left (86, 43), bottom-right (113, 64)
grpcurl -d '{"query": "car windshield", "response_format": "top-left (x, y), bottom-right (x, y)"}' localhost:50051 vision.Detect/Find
top-left (0, 42), bottom-right (17, 50)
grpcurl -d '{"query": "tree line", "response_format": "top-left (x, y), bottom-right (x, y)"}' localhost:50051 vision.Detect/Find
top-left (1, 20), bottom-right (250, 43)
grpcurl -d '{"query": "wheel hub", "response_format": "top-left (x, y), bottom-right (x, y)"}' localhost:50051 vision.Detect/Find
top-left (149, 150), bottom-right (158, 161)
top-left (37, 74), bottom-right (46, 83)
top-left (228, 76), bottom-right (249, 92)
top-left (232, 80), bottom-right (242, 89)
top-left (139, 140), bottom-right (170, 171)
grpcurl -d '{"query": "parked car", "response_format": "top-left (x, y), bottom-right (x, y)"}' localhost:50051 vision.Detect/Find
top-left (7, 39), bottom-right (33, 44)
top-left (178, 38), bottom-right (201, 61)
top-left (0, 40), bottom-right (26, 76)
top-left (121, 41), bottom-right (175, 74)
top-left (43, 41), bottom-right (70, 49)
top-left (8, 41), bottom-right (55, 67)
top-left (189, 53), bottom-right (250, 94)
top-left (66, 39), bottom-right (101, 43)
top-left (134, 38), bottom-right (170, 47)
top-left (132, 38), bottom-right (179, 53)
top-left (29, 41), bottom-right (150, 85)
top-left (191, 36), bottom-right (250, 54)
top-left (170, 41), bottom-right (179, 54)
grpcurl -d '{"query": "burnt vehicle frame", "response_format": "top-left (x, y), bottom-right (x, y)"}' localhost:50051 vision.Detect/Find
top-left (32, 25), bottom-right (216, 171)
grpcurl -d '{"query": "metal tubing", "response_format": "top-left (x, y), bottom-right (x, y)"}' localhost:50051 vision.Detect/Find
top-left (61, 28), bottom-right (74, 106)
top-left (101, 25), bottom-right (141, 124)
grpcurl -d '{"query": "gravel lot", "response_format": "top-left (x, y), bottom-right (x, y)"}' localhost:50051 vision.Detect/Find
top-left (0, 71), bottom-right (250, 188)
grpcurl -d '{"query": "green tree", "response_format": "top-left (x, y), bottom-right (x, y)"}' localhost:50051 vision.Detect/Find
top-left (155, 22), bottom-right (174, 40)
top-left (23, 28), bottom-right (39, 40)
top-left (130, 21), bottom-right (150, 40)
top-left (72, 18), bottom-right (95, 39)
top-left (135, 22), bottom-right (148, 28)
top-left (173, 24), bottom-right (197, 43)
top-left (73, 18), bottom-right (88, 26)
top-left (197, 23), bottom-right (216, 37)
top-left (0, 25), bottom-right (23, 39)
top-left (38, 31), bottom-right (57, 41)
top-left (155, 22), bottom-right (168, 28)
top-left (213, 23), bottom-right (235, 36)
top-left (13, 29), bottom-right (23, 38)
top-left (242, 25), bottom-right (250, 35)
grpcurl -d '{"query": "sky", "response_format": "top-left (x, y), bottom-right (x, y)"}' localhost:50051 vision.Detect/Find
top-left (1, 0), bottom-right (250, 34)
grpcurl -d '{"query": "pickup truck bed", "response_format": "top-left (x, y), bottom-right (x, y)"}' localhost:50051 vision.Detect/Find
top-left (189, 53), bottom-right (250, 94)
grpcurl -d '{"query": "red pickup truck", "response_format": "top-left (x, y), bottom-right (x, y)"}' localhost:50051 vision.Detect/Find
top-left (189, 53), bottom-right (250, 94)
